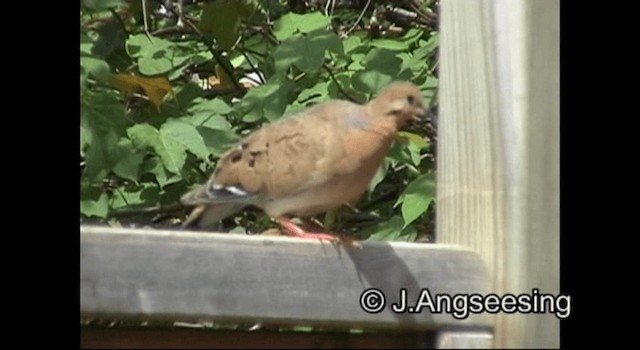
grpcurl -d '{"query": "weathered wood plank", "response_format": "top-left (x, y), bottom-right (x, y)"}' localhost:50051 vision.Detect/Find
top-left (81, 328), bottom-right (435, 349)
top-left (81, 226), bottom-right (491, 331)
top-left (439, 0), bottom-right (559, 347)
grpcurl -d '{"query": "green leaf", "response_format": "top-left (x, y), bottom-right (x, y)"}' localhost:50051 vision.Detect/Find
top-left (92, 17), bottom-right (127, 59)
top-left (161, 120), bottom-right (210, 160)
top-left (82, 0), bottom-right (123, 10)
top-left (198, 128), bottom-right (241, 157)
top-left (399, 52), bottom-right (428, 78)
top-left (128, 121), bottom-right (209, 173)
top-left (282, 101), bottom-right (306, 117)
top-left (387, 140), bottom-right (417, 168)
top-left (110, 183), bottom-right (161, 210)
top-left (362, 48), bottom-right (402, 76)
top-left (408, 141), bottom-right (423, 166)
top-left (174, 83), bottom-right (206, 107)
top-left (184, 98), bottom-right (234, 131)
top-left (112, 138), bottom-right (145, 182)
top-left (141, 156), bottom-right (182, 188)
top-left (81, 68), bottom-right (88, 92)
top-left (351, 71), bottom-right (393, 95)
top-left (297, 81), bottom-right (329, 103)
top-left (370, 28), bottom-right (424, 51)
top-left (80, 186), bottom-right (109, 218)
top-left (83, 130), bottom-right (119, 181)
top-left (326, 72), bottom-right (366, 101)
top-left (199, 0), bottom-right (253, 51)
top-left (159, 181), bottom-right (192, 206)
top-left (238, 77), bottom-right (296, 122)
top-left (368, 159), bottom-right (390, 193)
top-left (397, 131), bottom-right (428, 166)
top-left (80, 32), bottom-right (95, 55)
top-left (125, 34), bottom-right (190, 75)
top-left (139, 48), bottom-right (192, 76)
top-left (343, 35), bottom-right (363, 54)
top-left (396, 173), bottom-right (435, 228)
top-left (422, 32), bottom-right (439, 52)
top-left (273, 12), bottom-right (330, 41)
top-left (81, 91), bottom-right (129, 181)
top-left (362, 215), bottom-right (404, 241)
top-left (274, 30), bottom-right (343, 73)
top-left (80, 55), bottom-right (111, 82)
top-left (126, 34), bottom-right (173, 58)
top-left (80, 115), bottom-right (91, 155)
top-left (138, 53), bottom-right (174, 75)
top-left (399, 33), bottom-right (438, 78)
top-left (128, 123), bottom-right (183, 174)
top-left (347, 53), bottom-right (366, 70)
top-left (397, 131), bottom-right (428, 148)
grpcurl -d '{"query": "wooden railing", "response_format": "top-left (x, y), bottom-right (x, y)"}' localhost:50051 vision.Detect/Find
top-left (81, 226), bottom-right (492, 348)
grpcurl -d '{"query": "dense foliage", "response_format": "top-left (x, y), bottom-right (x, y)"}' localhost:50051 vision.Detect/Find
top-left (80, 0), bottom-right (439, 241)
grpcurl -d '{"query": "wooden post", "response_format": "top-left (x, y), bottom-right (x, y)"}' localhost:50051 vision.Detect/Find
top-left (438, 0), bottom-right (559, 347)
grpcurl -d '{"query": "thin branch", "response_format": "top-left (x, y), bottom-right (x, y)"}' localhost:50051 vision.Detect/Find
top-left (142, 0), bottom-right (151, 37)
top-left (324, 0), bottom-right (337, 16)
top-left (175, 11), bottom-right (247, 94)
top-left (392, 153), bottom-right (432, 173)
top-left (242, 47), bottom-right (267, 58)
top-left (239, 50), bottom-right (265, 84)
top-left (109, 8), bottom-right (130, 35)
top-left (234, 23), bottom-right (265, 85)
top-left (323, 64), bottom-right (357, 102)
top-left (110, 203), bottom-right (184, 218)
top-left (359, 187), bottom-right (400, 211)
top-left (115, 187), bottom-right (130, 207)
top-left (429, 56), bottom-right (440, 76)
top-left (151, 25), bottom-right (191, 36)
top-left (155, 2), bottom-right (244, 93)
top-left (258, 28), bottom-right (280, 45)
top-left (344, 0), bottom-right (372, 36)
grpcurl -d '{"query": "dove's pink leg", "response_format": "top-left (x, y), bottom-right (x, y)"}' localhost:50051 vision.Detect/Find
top-left (275, 216), bottom-right (338, 241)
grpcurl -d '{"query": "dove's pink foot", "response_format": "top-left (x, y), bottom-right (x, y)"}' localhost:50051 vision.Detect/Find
top-left (276, 216), bottom-right (338, 241)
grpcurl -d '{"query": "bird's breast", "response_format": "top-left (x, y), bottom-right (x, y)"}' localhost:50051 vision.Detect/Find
top-left (261, 137), bottom-right (391, 217)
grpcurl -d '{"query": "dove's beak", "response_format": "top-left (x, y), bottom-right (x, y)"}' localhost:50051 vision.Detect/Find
top-left (411, 107), bottom-right (428, 122)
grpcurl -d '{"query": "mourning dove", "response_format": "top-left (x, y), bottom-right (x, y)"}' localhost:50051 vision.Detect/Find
top-left (181, 81), bottom-right (426, 240)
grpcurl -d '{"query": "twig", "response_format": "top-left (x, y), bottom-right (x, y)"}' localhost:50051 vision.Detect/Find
top-left (165, 4), bottom-right (247, 94)
top-left (359, 187), bottom-right (400, 211)
top-left (429, 56), bottom-right (440, 76)
top-left (235, 24), bottom-right (265, 84)
top-left (344, 0), bottom-right (371, 36)
top-left (115, 187), bottom-right (130, 207)
top-left (109, 8), bottom-right (130, 35)
top-left (110, 203), bottom-right (184, 217)
top-left (408, 0), bottom-right (438, 26)
top-left (242, 47), bottom-right (267, 58)
top-left (324, 0), bottom-right (336, 16)
top-left (239, 50), bottom-right (265, 84)
top-left (323, 64), bottom-right (357, 102)
top-left (392, 153), bottom-right (432, 173)
top-left (151, 25), bottom-right (191, 36)
top-left (142, 0), bottom-right (151, 37)
top-left (259, 28), bottom-right (280, 45)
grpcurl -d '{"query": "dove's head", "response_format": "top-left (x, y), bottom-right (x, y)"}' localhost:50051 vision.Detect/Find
top-left (368, 81), bottom-right (427, 127)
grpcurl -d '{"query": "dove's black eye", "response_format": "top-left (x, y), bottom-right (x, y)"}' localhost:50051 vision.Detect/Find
top-left (230, 151), bottom-right (242, 163)
top-left (407, 95), bottom-right (415, 105)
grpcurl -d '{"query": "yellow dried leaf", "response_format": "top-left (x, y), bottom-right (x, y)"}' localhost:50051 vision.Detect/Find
top-left (215, 64), bottom-right (236, 89)
top-left (112, 73), bottom-right (174, 111)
